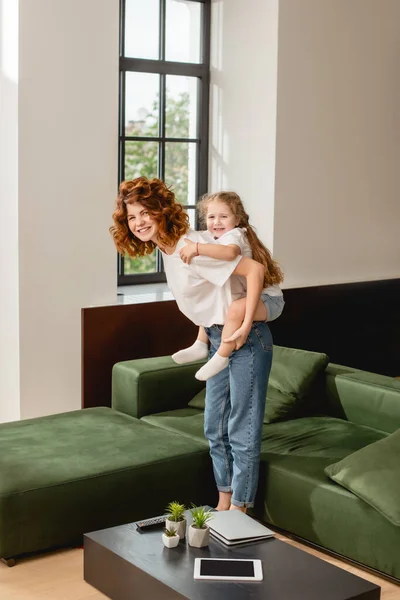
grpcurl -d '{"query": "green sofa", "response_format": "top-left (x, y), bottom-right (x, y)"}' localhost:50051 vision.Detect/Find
top-left (1, 348), bottom-right (399, 584)
top-left (112, 353), bottom-right (400, 582)
top-left (0, 398), bottom-right (215, 562)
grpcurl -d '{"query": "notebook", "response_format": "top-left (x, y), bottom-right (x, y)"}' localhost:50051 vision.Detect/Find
top-left (209, 510), bottom-right (275, 546)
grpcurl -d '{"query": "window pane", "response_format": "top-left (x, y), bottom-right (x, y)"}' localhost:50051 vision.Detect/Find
top-left (165, 142), bottom-right (197, 205)
top-left (124, 251), bottom-right (157, 275)
top-left (124, 0), bottom-right (160, 60)
top-left (125, 141), bottom-right (159, 180)
top-left (165, 76), bottom-right (198, 139)
top-left (186, 208), bottom-right (196, 230)
top-left (165, 0), bottom-right (202, 63)
top-left (125, 73), bottom-right (159, 137)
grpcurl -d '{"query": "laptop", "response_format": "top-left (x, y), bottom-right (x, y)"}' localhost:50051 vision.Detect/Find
top-left (209, 510), bottom-right (275, 546)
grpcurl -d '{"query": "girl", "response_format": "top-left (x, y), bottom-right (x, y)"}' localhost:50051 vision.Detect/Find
top-left (172, 191), bottom-right (284, 381)
top-left (110, 177), bottom-right (273, 513)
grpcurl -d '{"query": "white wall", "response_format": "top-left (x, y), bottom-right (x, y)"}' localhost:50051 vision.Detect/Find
top-left (0, 0), bottom-right (20, 422)
top-left (210, 0), bottom-right (400, 289)
top-left (209, 0), bottom-right (279, 248)
top-left (274, 0), bottom-right (400, 288)
top-left (8, 0), bottom-right (118, 420)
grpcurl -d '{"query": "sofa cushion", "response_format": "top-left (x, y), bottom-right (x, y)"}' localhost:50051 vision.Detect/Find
top-left (187, 346), bottom-right (329, 424)
top-left (142, 408), bottom-right (208, 445)
top-left (257, 426), bottom-right (400, 580)
top-left (142, 411), bottom-right (384, 461)
top-left (325, 368), bottom-right (400, 434)
top-left (188, 388), bottom-right (206, 410)
top-left (265, 346), bottom-right (329, 423)
top-left (0, 407), bottom-right (214, 558)
top-left (324, 429), bottom-right (400, 526)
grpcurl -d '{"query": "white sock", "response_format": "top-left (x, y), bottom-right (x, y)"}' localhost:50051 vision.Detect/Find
top-left (195, 353), bottom-right (229, 381)
top-left (172, 340), bottom-right (209, 364)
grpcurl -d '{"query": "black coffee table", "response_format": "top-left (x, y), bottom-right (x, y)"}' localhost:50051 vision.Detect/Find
top-left (84, 520), bottom-right (380, 600)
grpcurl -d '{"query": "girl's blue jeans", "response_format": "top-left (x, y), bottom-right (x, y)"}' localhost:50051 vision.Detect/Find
top-left (203, 322), bottom-right (273, 508)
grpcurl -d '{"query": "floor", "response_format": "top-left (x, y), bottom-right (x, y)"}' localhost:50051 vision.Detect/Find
top-left (0, 535), bottom-right (399, 600)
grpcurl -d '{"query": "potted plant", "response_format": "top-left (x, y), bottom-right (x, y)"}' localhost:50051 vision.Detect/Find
top-left (165, 501), bottom-right (187, 540)
top-left (188, 505), bottom-right (213, 548)
top-left (162, 526), bottom-right (180, 548)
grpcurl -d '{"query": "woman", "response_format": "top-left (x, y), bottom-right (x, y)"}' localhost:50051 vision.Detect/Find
top-left (110, 177), bottom-right (273, 511)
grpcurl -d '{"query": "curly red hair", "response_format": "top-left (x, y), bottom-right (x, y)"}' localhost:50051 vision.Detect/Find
top-left (110, 177), bottom-right (189, 257)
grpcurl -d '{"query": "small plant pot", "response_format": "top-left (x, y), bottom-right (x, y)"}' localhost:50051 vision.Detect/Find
top-left (162, 533), bottom-right (180, 548)
top-left (188, 524), bottom-right (210, 548)
top-left (165, 518), bottom-right (187, 540)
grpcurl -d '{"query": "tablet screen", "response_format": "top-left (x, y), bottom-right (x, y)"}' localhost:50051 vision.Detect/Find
top-left (200, 559), bottom-right (255, 577)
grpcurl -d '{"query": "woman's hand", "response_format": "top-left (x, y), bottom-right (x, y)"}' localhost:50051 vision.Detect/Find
top-left (223, 323), bottom-right (252, 350)
top-left (179, 238), bottom-right (198, 264)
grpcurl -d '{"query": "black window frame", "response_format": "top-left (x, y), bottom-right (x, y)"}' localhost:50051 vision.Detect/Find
top-left (118, 0), bottom-right (211, 285)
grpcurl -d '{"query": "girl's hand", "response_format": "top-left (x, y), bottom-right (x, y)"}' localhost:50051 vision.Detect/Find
top-left (223, 323), bottom-right (251, 350)
top-left (179, 238), bottom-right (198, 264)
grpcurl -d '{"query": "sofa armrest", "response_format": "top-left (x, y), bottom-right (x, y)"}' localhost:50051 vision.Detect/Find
top-left (112, 356), bottom-right (206, 419)
top-left (325, 363), bottom-right (400, 433)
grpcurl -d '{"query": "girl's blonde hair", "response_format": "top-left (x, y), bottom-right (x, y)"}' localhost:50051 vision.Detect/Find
top-left (198, 191), bottom-right (284, 287)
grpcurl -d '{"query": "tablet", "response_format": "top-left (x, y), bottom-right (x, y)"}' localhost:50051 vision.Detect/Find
top-left (193, 558), bottom-right (263, 581)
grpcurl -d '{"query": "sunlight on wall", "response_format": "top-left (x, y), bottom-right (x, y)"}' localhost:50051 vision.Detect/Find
top-left (209, 0), bottom-right (278, 251)
top-left (0, 0), bottom-right (20, 423)
top-left (1, 0), bottom-right (18, 81)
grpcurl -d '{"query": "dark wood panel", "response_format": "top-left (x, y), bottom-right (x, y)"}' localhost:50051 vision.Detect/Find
top-left (269, 278), bottom-right (400, 377)
top-left (81, 301), bottom-right (197, 408)
top-left (82, 279), bottom-right (400, 409)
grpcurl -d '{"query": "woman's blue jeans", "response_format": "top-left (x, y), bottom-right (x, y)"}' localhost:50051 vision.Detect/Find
top-left (203, 322), bottom-right (273, 508)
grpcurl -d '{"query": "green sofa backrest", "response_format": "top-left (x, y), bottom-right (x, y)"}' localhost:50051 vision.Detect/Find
top-left (324, 364), bottom-right (400, 434)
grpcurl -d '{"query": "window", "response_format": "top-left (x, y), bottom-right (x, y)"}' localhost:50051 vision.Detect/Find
top-left (118, 0), bottom-right (211, 284)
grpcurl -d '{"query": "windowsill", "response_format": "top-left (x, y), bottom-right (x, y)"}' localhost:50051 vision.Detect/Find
top-left (117, 282), bottom-right (174, 305)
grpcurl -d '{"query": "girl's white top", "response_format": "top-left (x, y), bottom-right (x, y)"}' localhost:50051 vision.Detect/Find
top-left (161, 229), bottom-right (241, 327)
top-left (213, 228), bottom-right (283, 298)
